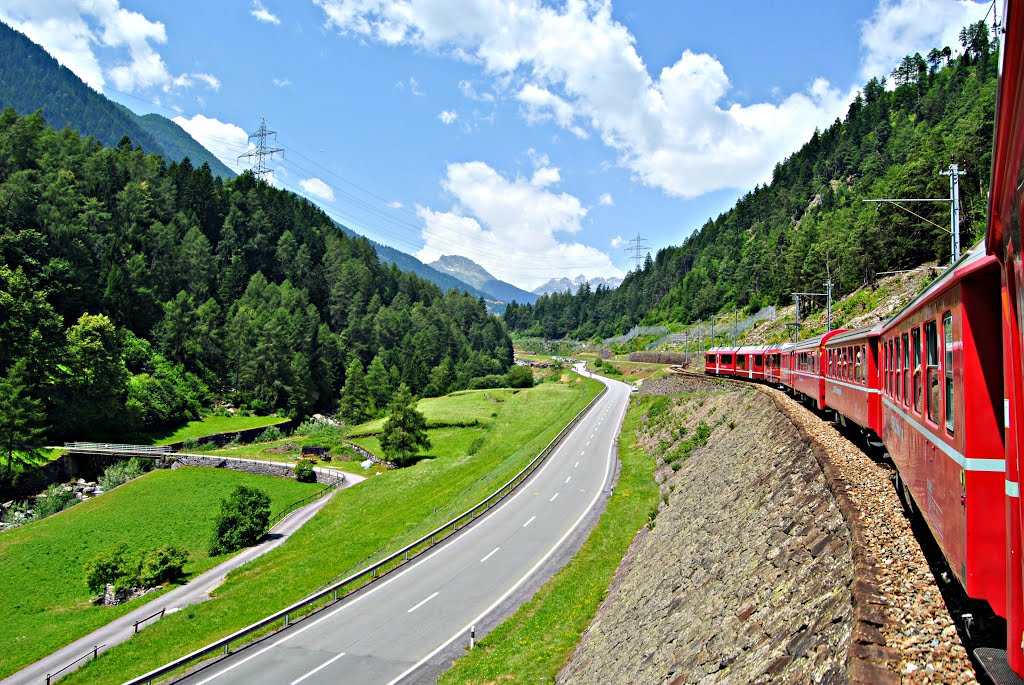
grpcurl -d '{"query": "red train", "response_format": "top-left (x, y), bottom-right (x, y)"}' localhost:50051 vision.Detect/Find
top-left (704, 2), bottom-right (1024, 676)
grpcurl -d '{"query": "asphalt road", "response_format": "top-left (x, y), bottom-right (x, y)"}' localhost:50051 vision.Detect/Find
top-left (174, 368), bottom-right (630, 685)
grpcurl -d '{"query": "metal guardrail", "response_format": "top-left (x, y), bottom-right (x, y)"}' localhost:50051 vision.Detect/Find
top-left (63, 442), bottom-right (174, 456)
top-left (122, 382), bottom-right (608, 685)
top-left (47, 644), bottom-right (105, 684)
top-left (134, 608), bottom-right (166, 635)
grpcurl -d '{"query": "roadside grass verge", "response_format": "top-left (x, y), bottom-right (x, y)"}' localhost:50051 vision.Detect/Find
top-left (63, 376), bottom-right (602, 685)
top-left (437, 393), bottom-right (659, 685)
top-left (145, 415), bottom-right (289, 446)
top-left (0, 469), bottom-right (321, 680)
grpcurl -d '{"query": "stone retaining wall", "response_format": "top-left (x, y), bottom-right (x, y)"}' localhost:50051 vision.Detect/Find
top-left (170, 455), bottom-right (341, 485)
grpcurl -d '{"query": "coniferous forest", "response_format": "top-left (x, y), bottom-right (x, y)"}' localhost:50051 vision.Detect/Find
top-left (0, 109), bottom-right (513, 448)
top-left (504, 22), bottom-right (999, 340)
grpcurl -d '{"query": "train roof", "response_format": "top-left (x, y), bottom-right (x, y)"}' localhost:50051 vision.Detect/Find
top-left (825, 323), bottom-right (883, 346)
top-left (881, 241), bottom-right (997, 333)
top-left (791, 328), bottom-right (847, 351)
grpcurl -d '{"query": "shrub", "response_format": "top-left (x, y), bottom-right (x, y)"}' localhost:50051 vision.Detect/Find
top-left (294, 460), bottom-right (316, 483)
top-left (505, 366), bottom-right (534, 389)
top-left (208, 485), bottom-right (271, 556)
top-left (84, 542), bottom-right (136, 594)
top-left (33, 483), bottom-right (78, 520)
top-left (466, 435), bottom-right (486, 455)
top-left (294, 419), bottom-right (344, 442)
top-left (467, 374), bottom-right (506, 390)
top-left (254, 425), bottom-right (285, 443)
top-left (98, 457), bottom-right (148, 490)
top-left (138, 546), bottom-right (189, 587)
top-left (182, 437), bottom-right (202, 450)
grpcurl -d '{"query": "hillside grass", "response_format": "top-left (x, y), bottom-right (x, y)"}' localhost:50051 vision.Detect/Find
top-left (349, 388), bottom-right (518, 435)
top-left (63, 376), bottom-right (603, 685)
top-left (145, 415), bottom-right (289, 445)
top-left (0, 468), bottom-right (321, 679)
top-left (438, 393), bottom-right (659, 684)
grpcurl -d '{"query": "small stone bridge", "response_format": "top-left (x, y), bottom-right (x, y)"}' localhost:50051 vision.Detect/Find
top-left (56, 442), bottom-right (175, 458)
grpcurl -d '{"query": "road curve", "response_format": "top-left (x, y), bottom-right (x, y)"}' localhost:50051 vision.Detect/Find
top-left (172, 368), bottom-right (630, 685)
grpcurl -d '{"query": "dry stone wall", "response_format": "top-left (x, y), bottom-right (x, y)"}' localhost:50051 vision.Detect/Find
top-left (559, 386), bottom-right (854, 685)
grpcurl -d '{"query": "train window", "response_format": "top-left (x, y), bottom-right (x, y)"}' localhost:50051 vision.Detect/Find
top-left (862, 345), bottom-right (868, 384)
top-left (722, 354), bottom-right (732, 364)
top-left (855, 348), bottom-right (862, 384)
top-left (912, 327), bottom-right (922, 413)
top-left (737, 355), bottom-right (747, 370)
top-left (926, 321), bottom-right (939, 423)
top-left (755, 354), bottom-right (763, 366)
top-left (902, 332), bottom-right (910, 407)
top-left (944, 313), bottom-right (954, 435)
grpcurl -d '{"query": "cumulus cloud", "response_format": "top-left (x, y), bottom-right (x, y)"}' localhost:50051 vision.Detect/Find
top-left (610, 235), bottom-right (625, 248)
top-left (299, 177), bottom-right (336, 202)
top-left (439, 109), bottom-right (459, 124)
top-left (0, 0), bottom-right (219, 94)
top-left (251, 1), bottom-right (281, 25)
top-left (272, 77), bottom-right (292, 87)
top-left (388, 200), bottom-right (404, 208)
top-left (459, 79), bottom-right (495, 102)
top-left (860, 0), bottom-right (989, 81)
top-left (172, 114), bottom-right (252, 171)
top-left (415, 161), bottom-right (623, 289)
top-left (313, 0), bottom-right (857, 199)
top-left (598, 192), bottom-right (614, 206)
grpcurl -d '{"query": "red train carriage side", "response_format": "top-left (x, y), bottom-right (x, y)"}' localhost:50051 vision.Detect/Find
top-left (880, 243), bottom-right (1005, 619)
top-left (789, 330), bottom-right (846, 409)
top-left (735, 346), bottom-right (770, 380)
top-left (985, 0), bottom-right (1024, 672)
top-left (764, 342), bottom-right (793, 387)
top-left (824, 324), bottom-right (883, 439)
top-left (704, 347), bottom-right (738, 377)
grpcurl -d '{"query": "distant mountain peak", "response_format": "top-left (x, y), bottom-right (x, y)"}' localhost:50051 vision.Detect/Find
top-left (532, 275), bottom-right (623, 296)
top-left (428, 255), bottom-right (538, 305)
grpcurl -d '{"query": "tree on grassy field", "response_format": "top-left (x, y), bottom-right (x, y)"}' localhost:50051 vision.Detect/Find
top-left (209, 485), bottom-right (271, 555)
top-left (0, 358), bottom-right (45, 479)
top-left (379, 384), bottom-right (430, 466)
top-left (339, 354), bottom-right (370, 423)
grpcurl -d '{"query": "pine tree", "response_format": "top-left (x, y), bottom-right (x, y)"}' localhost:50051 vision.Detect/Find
top-left (339, 354), bottom-right (370, 424)
top-left (365, 354), bottom-right (392, 416)
top-left (0, 359), bottom-right (45, 479)
top-left (379, 384), bottom-right (430, 466)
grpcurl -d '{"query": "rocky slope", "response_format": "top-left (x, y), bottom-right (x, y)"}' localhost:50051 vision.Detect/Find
top-left (559, 383), bottom-right (854, 684)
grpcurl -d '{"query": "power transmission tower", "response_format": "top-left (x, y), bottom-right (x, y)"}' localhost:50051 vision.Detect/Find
top-left (625, 233), bottom-right (649, 272)
top-left (238, 118), bottom-right (284, 181)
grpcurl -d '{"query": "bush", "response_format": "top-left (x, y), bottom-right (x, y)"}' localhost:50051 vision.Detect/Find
top-left (294, 418), bottom-right (344, 442)
top-left (182, 437), bottom-right (202, 450)
top-left (466, 435), bottom-right (486, 455)
top-left (294, 460), bottom-right (316, 483)
top-left (467, 374), bottom-right (506, 390)
top-left (505, 366), bottom-right (534, 389)
top-left (33, 483), bottom-right (78, 520)
top-left (254, 425), bottom-right (285, 443)
top-left (139, 546), bottom-right (189, 587)
top-left (84, 542), bottom-right (136, 594)
top-left (98, 457), bottom-right (148, 490)
top-left (208, 485), bottom-right (271, 556)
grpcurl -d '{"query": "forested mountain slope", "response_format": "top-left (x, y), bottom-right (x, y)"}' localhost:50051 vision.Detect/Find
top-left (504, 22), bottom-right (998, 340)
top-left (0, 21), bottom-right (234, 180)
top-left (0, 109), bottom-right (513, 448)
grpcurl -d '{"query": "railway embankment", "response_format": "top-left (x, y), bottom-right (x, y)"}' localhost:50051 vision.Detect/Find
top-left (558, 373), bottom-right (978, 684)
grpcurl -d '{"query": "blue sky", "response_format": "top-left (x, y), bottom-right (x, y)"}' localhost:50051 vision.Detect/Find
top-left (1, 0), bottom-right (990, 289)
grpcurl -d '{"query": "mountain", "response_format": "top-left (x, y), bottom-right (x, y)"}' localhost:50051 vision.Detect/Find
top-left (0, 21), bottom-right (234, 179)
top-left (429, 255), bottom-right (539, 304)
top-left (503, 22), bottom-right (998, 340)
top-left (532, 275), bottom-right (623, 296)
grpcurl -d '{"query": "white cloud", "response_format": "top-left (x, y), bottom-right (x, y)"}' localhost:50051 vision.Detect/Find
top-left (169, 72), bottom-right (221, 92)
top-left (459, 79), bottom-right (495, 102)
top-left (415, 161), bottom-right (623, 289)
top-left (0, 0), bottom-right (219, 94)
top-left (610, 235), bottom-right (625, 248)
top-left (251, 1), bottom-right (281, 25)
top-left (299, 177), bottom-right (336, 202)
top-left (860, 0), bottom-right (989, 81)
top-left (313, 0), bottom-right (854, 199)
top-left (272, 77), bottom-right (293, 87)
top-left (439, 109), bottom-right (459, 124)
top-left (388, 200), bottom-right (404, 208)
top-left (598, 192), bottom-right (614, 206)
top-left (395, 76), bottom-right (425, 96)
top-left (172, 114), bottom-right (252, 171)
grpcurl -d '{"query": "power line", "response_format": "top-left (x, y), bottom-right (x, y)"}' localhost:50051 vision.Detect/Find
top-left (238, 118), bottom-right (283, 181)
top-left (625, 233), bottom-right (648, 271)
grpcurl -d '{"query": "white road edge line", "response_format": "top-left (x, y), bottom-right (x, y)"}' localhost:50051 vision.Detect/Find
top-left (574, 461), bottom-right (579, 468)
top-left (383, 376), bottom-right (628, 685)
top-left (523, 515), bottom-right (536, 528)
top-left (550, 492), bottom-right (559, 502)
top-left (407, 592), bottom-right (439, 613)
top-left (565, 476), bottom-right (571, 484)
top-left (188, 375), bottom-right (608, 685)
top-left (480, 547), bottom-right (500, 563)
top-left (289, 652), bottom-right (346, 685)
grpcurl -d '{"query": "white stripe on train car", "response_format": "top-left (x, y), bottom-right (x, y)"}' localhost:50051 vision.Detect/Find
top-left (1007, 480), bottom-right (1020, 498)
top-left (826, 378), bottom-right (881, 394)
top-left (883, 398), bottom-right (1005, 473)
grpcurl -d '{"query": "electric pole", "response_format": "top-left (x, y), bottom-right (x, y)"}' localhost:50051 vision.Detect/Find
top-left (940, 161), bottom-right (963, 262)
top-left (625, 233), bottom-right (649, 272)
top-left (238, 118), bottom-right (284, 182)
top-left (825, 280), bottom-right (833, 332)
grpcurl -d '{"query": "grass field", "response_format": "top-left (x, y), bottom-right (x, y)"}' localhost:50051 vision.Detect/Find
top-left (349, 388), bottom-right (519, 435)
top-left (438, 393), bottom-right (659, 684)
top-left (63, 376), bottom-right (602, 684)
top-left (144, 415), bottom-right (289, 445)
top-left (0, 468), bottom-right (322, 679)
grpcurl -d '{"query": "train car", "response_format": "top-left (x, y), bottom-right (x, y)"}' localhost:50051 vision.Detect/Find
top-left (824, 324), bottom-right (883, 440)
top-left (984, 0), bottom-right (1024, 674)
top-left (789, 330), bottom-right (846, 409)
top-left (764, 342), bottom-right (793, 387)
top-left (704, 347), bottom-right (738, 377)
top-left (879, 241), bottom-right (1005, 621)
top-left (734, 345), bottom-right (771, 381)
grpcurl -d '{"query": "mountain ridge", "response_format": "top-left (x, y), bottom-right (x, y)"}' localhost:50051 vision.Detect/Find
top-left (429, 255), bottom-right (538, 305)
top-left (532, 275), bottom-right (623, 296)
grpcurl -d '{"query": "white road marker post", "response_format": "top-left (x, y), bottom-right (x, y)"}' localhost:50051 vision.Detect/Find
top-left (470, 625), bottom-right (475, 650)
